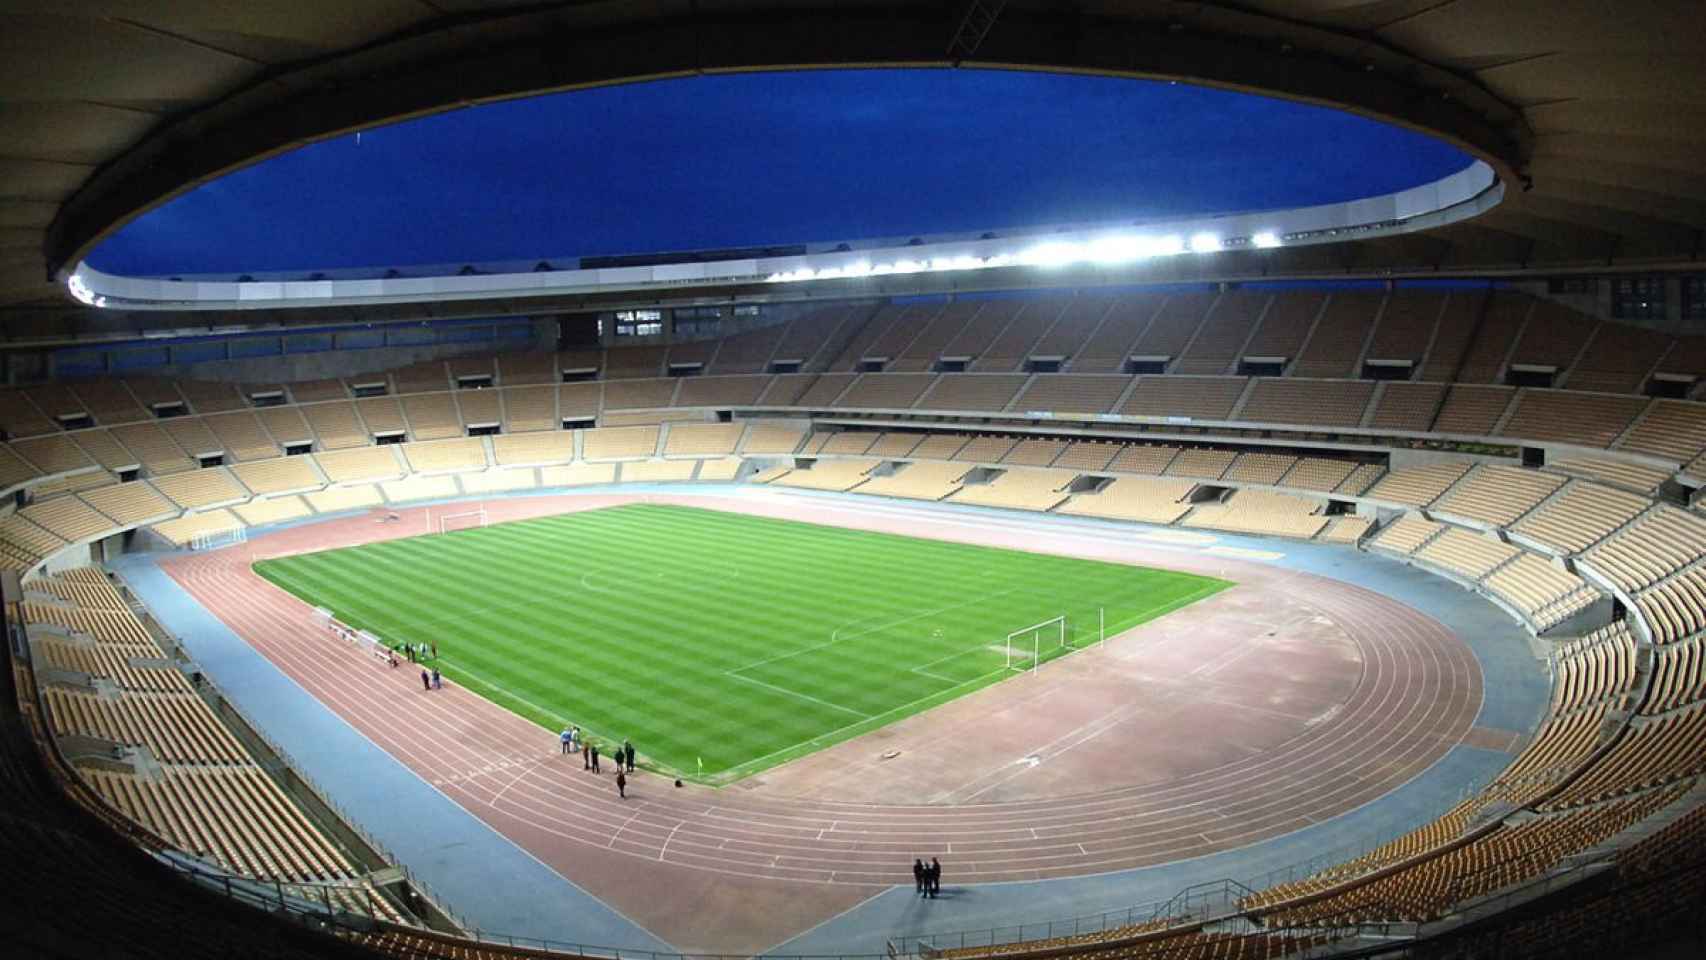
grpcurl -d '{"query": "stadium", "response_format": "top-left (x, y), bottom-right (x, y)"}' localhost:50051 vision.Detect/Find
top-left (2, 3), bottom-right (1704, 959)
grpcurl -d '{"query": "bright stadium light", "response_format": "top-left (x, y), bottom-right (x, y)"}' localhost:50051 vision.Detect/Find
top-left (1252, 231), bottom-right (1282, 249)
top-left (1019, 241), bottom-right (1082, 268)
top-left (1088, 235), bottom-right (1144, 264)
top-left (67, 272), bottom-right (99, 306)
top-left (1188, 232), bottom-right (1222, 253)
top-left (1150, 234), bottom-right (1185, 256)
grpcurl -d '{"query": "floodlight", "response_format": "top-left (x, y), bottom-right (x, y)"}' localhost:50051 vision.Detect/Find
top-left (1020, 242), bottom-right (1082, 268)
top-left (1088, 235), bottom-right (1144, 264)
top-left (1252, 231), bottom-right (1282, 249)
top-left (67, 273), bottom-right (97, 305)
top-left (1188, 232), bottom-right (1221, 253)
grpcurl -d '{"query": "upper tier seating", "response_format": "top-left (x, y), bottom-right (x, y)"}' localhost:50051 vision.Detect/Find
top-left (978, 301), bottom-right (1065, 371)
top-left (300, 403), bottom-right (368, 450)
top-left (1244, 291), bottom-right (1326, 361)
top-left (254, 406), bottom-right (313, 445)
top-left (401, 439), bottom-right (488, 474)
top-left (1433, 384), bottom-right (1516, 435)
top-left (150, 468), bottom-right (248, 510)
top-left (202, 412), bottom-right (280, 461)
top-left (1073, 294), bottom-right (1160, 372)
top-left (501, 385), bottom-right (557, 433)
top-left (663, 423), bottom-right (745, 457)
top-left (1368, 381), bottom-right (1447, 432)
top-left (109, 423), bottom-right (194, 475)
top-left (454, 387), bottom-right (501, 428)
top-left (581, 426), bottom-right (659, 460)
top-left (837, 373), bottom-right (936, 409)
top-left (77, 481), bottom-right (177, 528)
top-left (1499, 390), bottom-right (1649, 448)
top-left (1008, 375), bottom-right (1127, 415)
top-left (1292, 291), bottom-right (1382, 378)
top-left (230, 457), bottom-right (322, 496)
top-left (1240, 378), bottom-right (1375, 427)
top-left (674, 375), bottom-right (771, 407)
top-left (399, 393), bottom-right (462, 440)
top-left (1119, 376), bottom-right (1244, 420)
top-left (490, 431), bottom-right (575, 466)
top-left (1567, 323), bottom-right (1672, 394)
top-left (919, 374), bottom-right (1028, 412)
top-left (495, 351), bottom-right (557, 385)
top-left (311, 447), bottom-right (404, 485)
top-left (1173, 291), bottom-right (1264, 375)
top-left (601, 378), bottom-right (677, 410)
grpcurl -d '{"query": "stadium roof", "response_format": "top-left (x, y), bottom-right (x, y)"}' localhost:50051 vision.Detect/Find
top-left (4, 1), bottom-right (1705, 317)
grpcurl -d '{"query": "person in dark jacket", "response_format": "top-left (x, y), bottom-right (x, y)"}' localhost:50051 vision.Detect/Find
top-left (929, 858), bottom-right (941, 898)
top-left (590, 744), bottom-right (601, 773)
top-left (616, 770), bottom-right (627, 799)
top-left (420, 669), bottom-right (430, 691)
top-left (624, 740), bottom-right (636, 772)
top-left (912, 859), bottom-right (926, 896)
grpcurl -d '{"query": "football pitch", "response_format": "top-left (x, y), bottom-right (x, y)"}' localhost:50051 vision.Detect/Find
top-left (253, 503), bottom-right (1230, 782)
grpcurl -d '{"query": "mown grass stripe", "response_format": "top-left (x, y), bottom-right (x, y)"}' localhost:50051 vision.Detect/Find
top-left (254, 503), bottom-right (1230, 781)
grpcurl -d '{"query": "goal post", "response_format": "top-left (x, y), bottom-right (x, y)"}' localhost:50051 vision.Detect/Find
top-left (1006, 615), bottom-right (1066, 676)
top-left (434, 508), bottom-right (488, 534)
top-left (190, 526), bottom-right (247, 551)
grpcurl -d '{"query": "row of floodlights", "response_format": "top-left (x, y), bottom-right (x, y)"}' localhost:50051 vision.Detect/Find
top-left (764, 230), bottom-right (1283, 283)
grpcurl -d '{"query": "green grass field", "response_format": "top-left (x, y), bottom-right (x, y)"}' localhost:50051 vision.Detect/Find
top-left (254, 504), bottom-right (1229, 783)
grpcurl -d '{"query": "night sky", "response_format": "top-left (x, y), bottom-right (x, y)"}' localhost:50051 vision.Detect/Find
top-left (88, 69), bottom-right (1472, 277)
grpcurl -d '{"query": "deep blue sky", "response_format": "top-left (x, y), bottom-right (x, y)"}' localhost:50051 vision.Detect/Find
top-left (89, 69), bottom-right (1471, 277)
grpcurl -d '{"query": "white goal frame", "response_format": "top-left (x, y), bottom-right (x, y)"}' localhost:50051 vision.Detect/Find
top-left (1006, 615), bottom-right (1066, 676)
top-left (190, 526), bottom-right (247, 551)
top-left (434, 508), bottom-right (488, 534)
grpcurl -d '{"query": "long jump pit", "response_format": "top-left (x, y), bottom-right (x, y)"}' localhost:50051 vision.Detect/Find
top-left (157, 489), bottom-right (1485, 955)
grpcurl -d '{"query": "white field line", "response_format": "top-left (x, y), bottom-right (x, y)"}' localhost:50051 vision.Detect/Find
top-left (725, 672), bottom-right (872, 719)
top-left (728, 583), bottom-right (1026, 674)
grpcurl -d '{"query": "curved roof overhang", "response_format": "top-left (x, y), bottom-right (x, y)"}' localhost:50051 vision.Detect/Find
top-left (38, 3), bottom-right (1527, 297)
top-left (68, 161), bottom-right (1500, 311)
top-left (8, 1), bottom-right (1705, 318)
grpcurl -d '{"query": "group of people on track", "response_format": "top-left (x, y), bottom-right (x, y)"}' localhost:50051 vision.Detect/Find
top-left (562, 727), bottom-right (638, 798)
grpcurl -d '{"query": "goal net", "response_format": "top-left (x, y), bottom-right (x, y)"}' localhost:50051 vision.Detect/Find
top-left (435, 509), bottom-right (487, 534)
top-left (190, 526), bottom-right (247, 551)
top-left (1006, 615), bottom-right (1066, 675)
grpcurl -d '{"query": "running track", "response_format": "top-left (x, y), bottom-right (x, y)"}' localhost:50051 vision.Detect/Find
top-left (158, 491), bottom-right (1482, 948)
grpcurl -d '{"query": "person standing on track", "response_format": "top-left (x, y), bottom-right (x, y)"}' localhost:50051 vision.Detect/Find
top-left (929, 858), bottom-right (941, 898)
top-left (583, 736), bottom-right (592, 770)
top-left (590, 743), bottom-right (601, 773)
top-left (560, 728), bottom-right (572, 755)
top-left (431, 668), bottom-right (442, 690)
top-left (624, 740), bottom-right (635, 773)
top-left (616, 769), bottom-right (627, 799)
top-left (420, 669), bottom-right (430, 692)
top-left (913, 859), bottom-right (926, 896)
